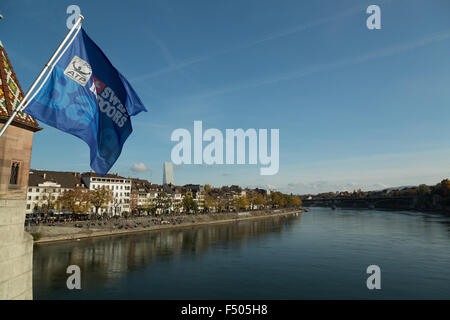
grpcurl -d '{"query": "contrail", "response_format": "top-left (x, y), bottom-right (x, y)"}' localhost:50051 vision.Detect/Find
top-left (181, 29), bottom-right (450, 100)
top-left (131, 1), bottom-right (391, 83)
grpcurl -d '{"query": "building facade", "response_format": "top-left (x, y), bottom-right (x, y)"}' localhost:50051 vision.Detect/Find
top-left (163, 162), bottom-right (174, 185)
top-left (130, 178), bottom-right (160, 211)
top-left (26, 170), bottom-right (132, 215)
top-left (26, 170), bottom-right (83, 214)
top-left (81, 173), bottom-right (131, 215)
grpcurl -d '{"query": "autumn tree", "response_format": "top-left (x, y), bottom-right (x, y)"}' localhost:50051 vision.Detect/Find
top-left (417, 184), bottom-right (431, 196)
top-left (204, 194), bottom-right (217, 213)
top-left (254, 193), bottom-right (265, 208)
top-left (39, 189), bottom-right (58, 214)
top-left (247, 191), bottom-right (263, 210)
top-left (435, 179), bottom-right (450, 197)
top-left (233, 195), bottom-right (248, 211)
top-left (89, 187), bottom-right (113, 216)
top-left (182, 194), bottom-right (198, 214)
top-left (289, 195), bottom-right (302, 207)
top-left (217, 196), bottom-right (229, 212)
top-left (58, 187), bottom-right (91, 214)
top-left (270, 192), bottom-right (281, 208)
top-left (140, 197), bottom-right (156, 215)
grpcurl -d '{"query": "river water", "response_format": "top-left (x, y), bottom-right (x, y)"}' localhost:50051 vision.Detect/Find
top-left (33, 208), bottom-right (450, 299)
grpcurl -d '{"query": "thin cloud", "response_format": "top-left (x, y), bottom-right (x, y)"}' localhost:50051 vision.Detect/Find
top-left (147, 32), bottom-right (176, 66)
top-left (131, 1), bottom-right (390, 83)
top-left (131, 162), bottom-right (149, 173)
top-left (181, 29), bottom-right (450, 100)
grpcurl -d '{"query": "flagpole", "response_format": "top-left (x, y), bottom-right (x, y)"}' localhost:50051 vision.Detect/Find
top-left (0, 14), bottom-right (84, 138)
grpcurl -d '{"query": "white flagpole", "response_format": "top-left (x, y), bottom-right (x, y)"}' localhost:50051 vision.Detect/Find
top-left (0, 14), bottom-right (84, 138)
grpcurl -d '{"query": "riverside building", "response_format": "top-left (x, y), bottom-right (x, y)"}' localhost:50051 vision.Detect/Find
top-left (26, 170), bottom-right (132, 215)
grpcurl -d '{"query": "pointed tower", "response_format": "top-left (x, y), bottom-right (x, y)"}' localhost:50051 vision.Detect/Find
top-left (163, 162), bottom-right (174, 185)
top-left (0, 40), bottom-right (41, 300)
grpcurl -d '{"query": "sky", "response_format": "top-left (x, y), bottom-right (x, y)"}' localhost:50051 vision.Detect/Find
top-left (1, 0), bottom-right (450, 194)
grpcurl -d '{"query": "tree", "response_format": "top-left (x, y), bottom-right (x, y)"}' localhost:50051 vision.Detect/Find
top-left (233, 195), bottom-right (248, 211)
top-left (417, 184), bottom-right (431, 196)
top-left (289, 195), bottom-right (302, 207)
top-left (58, 187), bottom-right (91, 214)
top-left (204, 194), bottom-right (217, 213)
top-left (140, 197), bottom-right (156, 215)
top-left (39, 189), bottom-right (58, 214)
top-left (182, 194), bottom-right (198, 214)
top-left (89, 188), bottom-right (113, 216)
top-left (204, 184), bottom-right (212, 194)
top-left (217, 196), bottom-right (229, 212)
top-left (112, 198), bottom-right (122, 216)
top-left (435, 179), bottom-right (450, 197)
top-left (255, 194), bottom-right (265, 207)
top-left (270, 192), bottom-right (280, 208)
top-left (246, 191), bottom-right (261, 210)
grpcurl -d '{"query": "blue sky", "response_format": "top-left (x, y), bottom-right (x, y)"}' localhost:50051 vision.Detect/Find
top-left (1, 0), bottom-right (450, 194)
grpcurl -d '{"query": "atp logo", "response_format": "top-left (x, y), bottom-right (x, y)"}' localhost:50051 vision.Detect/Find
top-left (64, 55), bottom-right (92, 86)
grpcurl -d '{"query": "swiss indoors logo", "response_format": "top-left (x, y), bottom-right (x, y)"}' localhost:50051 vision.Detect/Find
top-left (93, 76), bottom-right (129, 128)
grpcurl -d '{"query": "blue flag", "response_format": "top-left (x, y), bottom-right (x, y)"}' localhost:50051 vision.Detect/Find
top-left (24, 27), bottom-right (147, 176)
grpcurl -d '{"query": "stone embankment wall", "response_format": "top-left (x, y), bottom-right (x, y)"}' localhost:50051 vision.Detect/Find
top-left (0, 199), bottom-right (33, 300)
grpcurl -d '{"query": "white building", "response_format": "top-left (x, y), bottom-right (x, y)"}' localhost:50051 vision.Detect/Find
top-left (26, 170), bottom-right (84, 214)
top-left (81, 172), bottom-right (131, 215)
top-left (26, 170), bottom-right (131, 215)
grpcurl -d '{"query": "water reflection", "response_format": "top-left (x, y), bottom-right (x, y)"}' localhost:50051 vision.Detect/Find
top-left (33, 209), bottom-right (450, 300)
top-left (33, 215), bottom-right (298, 298)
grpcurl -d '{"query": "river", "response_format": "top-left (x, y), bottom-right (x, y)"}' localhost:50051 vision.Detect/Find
top-left (33, 208), bottom-right (450, 299)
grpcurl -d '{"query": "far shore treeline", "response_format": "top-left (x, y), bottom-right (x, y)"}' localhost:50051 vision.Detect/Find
top-left (300, 179), bottom-right (450, 212)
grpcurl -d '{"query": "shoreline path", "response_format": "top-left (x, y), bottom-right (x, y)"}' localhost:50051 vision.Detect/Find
top-left (30, 208), bottom-right (303, 244)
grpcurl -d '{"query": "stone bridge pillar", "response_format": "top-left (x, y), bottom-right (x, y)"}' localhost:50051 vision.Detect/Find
top-left (0, 41), bottom-right (41, 300)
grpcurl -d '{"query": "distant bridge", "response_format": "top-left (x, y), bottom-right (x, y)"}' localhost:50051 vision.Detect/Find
top-left (302, 196), bottom-right (418, 209)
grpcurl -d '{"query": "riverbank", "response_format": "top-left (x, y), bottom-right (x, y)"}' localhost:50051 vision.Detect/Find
top-left (31, 208), bottom-right (303, 244)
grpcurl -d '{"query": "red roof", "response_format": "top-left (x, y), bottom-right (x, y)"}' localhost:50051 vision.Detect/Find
top-left (0, 42), bottom-right (41, 130)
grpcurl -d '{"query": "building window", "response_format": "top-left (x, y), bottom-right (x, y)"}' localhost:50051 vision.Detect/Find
top-left (26, 204), bottom-right (30, 209)
top-left (28, 188), bottom-right (32, 192)
top-left (9, 162), bottom-right (20, 185)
